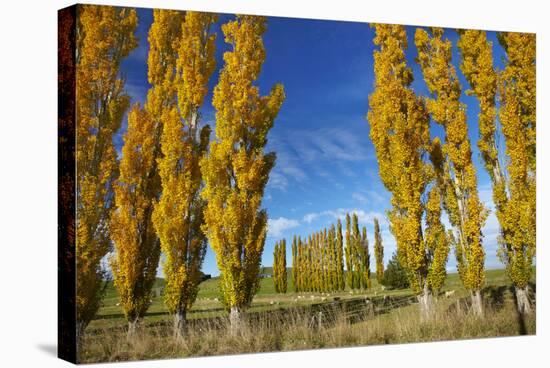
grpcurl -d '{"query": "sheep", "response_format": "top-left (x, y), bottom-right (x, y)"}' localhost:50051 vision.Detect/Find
top-left (445, 290), bottom-right (456, 298)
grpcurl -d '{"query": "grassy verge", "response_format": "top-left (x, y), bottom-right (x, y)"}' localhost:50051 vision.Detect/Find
top-left (79, 269), bottom-right (535, 363)
top-left (79, 287), bottom-right (536, 363)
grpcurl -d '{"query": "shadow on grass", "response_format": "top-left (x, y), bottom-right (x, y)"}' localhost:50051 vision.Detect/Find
top-left (484, 285), bottom-right (509, 311)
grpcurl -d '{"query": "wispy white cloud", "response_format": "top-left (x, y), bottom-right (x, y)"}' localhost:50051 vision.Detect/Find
top-left (268, 217), bottom-right (300, 238)
top-left (268, 171), bottom-right (290, 191)
top-left (303, 213), bottom-right (320, 224)
top-left (292, 127), bottom-right (371, 163)
top-left (302, 208), bottom-right (388, 228)
top-left (267, 125), bottom-right (374, 192)
top-left (352, 192), bottom-right (368, 204)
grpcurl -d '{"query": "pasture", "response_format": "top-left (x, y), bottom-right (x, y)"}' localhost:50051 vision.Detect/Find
top-left (79, 268), bottom-right (536, 363)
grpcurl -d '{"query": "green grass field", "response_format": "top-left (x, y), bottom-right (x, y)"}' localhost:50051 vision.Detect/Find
top-left (80, 267), bottom-right (536, 363)
top-left (90, 267), bottom-right (531, 330)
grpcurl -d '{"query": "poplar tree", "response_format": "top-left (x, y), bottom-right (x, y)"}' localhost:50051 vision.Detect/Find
top-left (273, 241), bottom-right (280, 292)
top-left (351, 214), bottom-right (362, 289)
top-left (458, 30), bottom-right (536, 314)
top-left (360, 226), bottom-right (371, 288)
top-left (498, 32), bottom-right (536, 315)
top-left (201, 15), bottom-right (285, 331)
top-left (291, 236), bottom-right (298, 291)
top-left (336, 219), bottom-right (345, 290)
top-left (345, 213), bottom-right (354, 289)
top-left (416, 28), bottom-right (487, 315)
top-left (75, 5), bottom-right (137, 337)
top-left (151, 10), bottom-right (217, 338)
top-left (296, 237), bottom-right (304, 292)
top-left (313, 233), bottom-right (320, 292)
top-left (328, 225), bottom-right (337, 290)
top-left (273, 239), bottom-right (287, 293)
top-left (367, 24), bottom-right (449, 316)
top-left (374, 218), bottom-right (385, 284)
top-left (281, 239), bottom-right (287, 293)
top-left (110, 105), bottom-right (161, 337)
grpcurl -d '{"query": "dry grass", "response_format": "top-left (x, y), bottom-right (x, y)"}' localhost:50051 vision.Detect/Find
top-left (78, 288), bottom-right (535, 364)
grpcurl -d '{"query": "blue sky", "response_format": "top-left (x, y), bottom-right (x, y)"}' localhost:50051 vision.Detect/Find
top-left (118, 8), bottom-right (508, 277)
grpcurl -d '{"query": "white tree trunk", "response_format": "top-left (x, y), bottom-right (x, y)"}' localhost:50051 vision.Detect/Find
top-left (470, 289), bottom-right (483, 316)
top-left (417, 286), bottom-right (433, 320)
top-left (229, 306), bottom-right (243, 335)
top-left (127, 318), bottom-right (139, 340)
top-left (515, 286), bottom-right (533, 315)
top-left (173, 309), bottom-right (187, 340)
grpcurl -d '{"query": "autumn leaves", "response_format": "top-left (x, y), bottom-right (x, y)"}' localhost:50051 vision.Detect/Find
top-left (74, 5), bottom-right (536, 343)
top-left (368, 25), bottom-right (535, 317)
top-left (76, 6), bottom-right (139, 337)
top-left (201, 15), bottom-right (285, 329)
top-left (76, 6), bottom-right (285, 339)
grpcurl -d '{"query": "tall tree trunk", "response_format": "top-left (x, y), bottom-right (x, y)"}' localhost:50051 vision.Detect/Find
top-left (76, 320), bottom-right (86, 348)
top-left (173, 309), bottom-right (187, 340)
top-left (127, 318), bottom-right (139, 340)
top-left (515, 286), bottom-right (533, 315)
top-left (229, 306), bottom-right (243, 335)
top-left (418, 285), bottom-right (433, 319)
top-left (470, 289), bottom-right (483, 316)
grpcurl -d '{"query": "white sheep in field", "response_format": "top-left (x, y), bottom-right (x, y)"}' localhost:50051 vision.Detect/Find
top-left (445, 290), bottom-right (456, 298)
top-left (116, 303), bottom-right (121, 307)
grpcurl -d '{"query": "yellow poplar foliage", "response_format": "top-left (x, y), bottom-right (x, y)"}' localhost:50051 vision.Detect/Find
top-left (273, 239), bottom-right (287, 293)
top-left (424, 186), bottom-right (449, 293)
top-left (415, 28), bottom-right (486, 293)
top-left (367, 24), bottom-right (447, 295)
top-left (151, 11), bottom-right (217, 316)
top-left (459, 31), bottom-right (536, 291)
top-left (497, 32), bottom-right (536, 289)
top-left (457, 31), bottom-right (502, 187)
top-left (145, 9), bottom-right (183, 123)
top-left (373, 218), bottom-right (384, 283)
top-left (75, 5), bottom-right (137, 331)
top-left (360, 226), bottom-right (371, 288)
top-left (345, 213), bottom-right (354, 288)
top-left (110, 105), bottom-right (161, 323)
top-left (291, 236), bottom-right (298, 290)
top-left (201, 15), bottom-right (285, 311)
top-left (336, 219), bottom-right (345, 290)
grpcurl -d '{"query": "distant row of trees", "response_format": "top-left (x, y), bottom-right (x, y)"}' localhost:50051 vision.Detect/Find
top-left (368, 25), bottom-right (535, 317)
top-left (274, 214), bottom-right (385, 293)
top-left (76, 6), bottom-right (285, 339)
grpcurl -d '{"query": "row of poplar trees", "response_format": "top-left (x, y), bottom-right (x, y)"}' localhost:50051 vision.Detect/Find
top-left (368, 25), bottom-right (535, 317)
top-left (75, 6), bottom-right (285, 339)
top-left (273, 214), bottom-right (385, 293)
